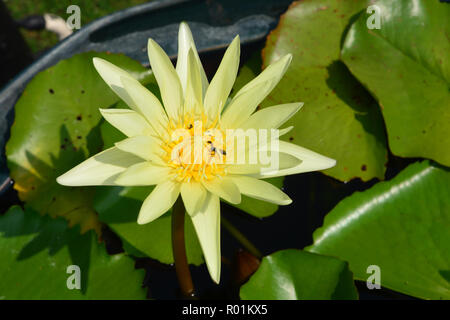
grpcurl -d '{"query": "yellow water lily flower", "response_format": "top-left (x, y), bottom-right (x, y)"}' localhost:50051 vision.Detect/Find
top-left (57, 22), bottom-right (336, 284)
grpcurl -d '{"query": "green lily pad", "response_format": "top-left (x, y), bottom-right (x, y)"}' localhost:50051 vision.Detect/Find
top-left (0, 206), bottom-right (146, 299)
top-left (97, 105), bottom-right (204, 264)
top-left (341, 0), bottom-right (450, 166)
top-left (6, 52), bottom-right (152, 233)
top-left (262, 0), bottom-right (387, 182)
top-left (240, 249), bottom-right (358, 300)
top-left (307, 160), bottom-right (450, 299)
top-left (94, 185), bottom-right (204, 265)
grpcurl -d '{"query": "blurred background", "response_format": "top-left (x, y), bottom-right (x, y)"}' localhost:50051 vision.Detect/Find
top-left (4, 0), bottom-right (150, 54)
top-left (1, 0), bottom-right (150, 89)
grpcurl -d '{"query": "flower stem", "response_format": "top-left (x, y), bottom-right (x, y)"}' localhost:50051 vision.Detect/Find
top-left (221, 216), bottom-right (263, 259)
top-left (172, 197), bottom-right (195, 298)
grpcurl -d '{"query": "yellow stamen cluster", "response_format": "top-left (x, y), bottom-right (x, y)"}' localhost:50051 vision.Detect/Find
top-left (162, 113), bottom-right (227, 182)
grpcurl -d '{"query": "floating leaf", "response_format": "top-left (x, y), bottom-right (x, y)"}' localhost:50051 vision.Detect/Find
top-left (94, 186), bottom-right (204, 265)
top-left (0, 206), bottom-right (146, 299)
top-left (6, 52), bottom-right (152, 233)
top-left (342, 0), bottom-right (450, 166)
top-left (307, 161), bottom-right (450, 299)
top-left (240, 249), bottom-right (358, 300)
top-left (262, 0), bottom-right (387, 182)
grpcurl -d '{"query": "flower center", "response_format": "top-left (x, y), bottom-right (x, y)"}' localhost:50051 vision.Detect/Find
top-left (163, 113), bottom-right (227, 182)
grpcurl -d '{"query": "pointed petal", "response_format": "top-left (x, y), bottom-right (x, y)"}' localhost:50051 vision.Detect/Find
top-left (120, 76), bottom-right (168, 136)
top-left (221, 54), bottom-right (292, 127)
top-left (180, 181), bottom-right (207, 216)
top-left (115, 135), bottom-right (164, 163)
top-left (203, 36), bottom-right (240, 122)
top-left (137, 180), bottom-right (180, 224)
top-left (147, 39), bottom-right (183, 121)
top-left (56, 147), bottom-right (142, 186)
top-left (230, 126), bottom-right (292, 154)
top-left (190, 193), bottom-right (221, 283)
top-left (115, 162), bottom-right (171, 186)
top-left (235, 53), bottom-right (292, 101)
top-left (176, 22), bottom-right (208, 96)
top-left (230, 175), bottom-right (292, 205)
top-left (100, 108), bottom-right (153, 137)
top-left (278, 126), bottom-right (293, 137)
top-left (241, 103), bottom-right (303, 130)
top-left (92, 57), bottom-right (136, 107)
top-left (183, 49), bottom-right (203, 115)
top-left (202, 177), bottom-right (241, 204)
top-left (220, 80), bottom-right (270, 128)
top-left (225, 151), bottom-right (301, 175)
top-left (224, 131), bottom-right (300, 174)
top-left (253, 140), bottom-right (336, 178)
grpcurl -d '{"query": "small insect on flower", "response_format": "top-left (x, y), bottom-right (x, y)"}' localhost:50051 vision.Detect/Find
top-left (57, 22), bottom-right (336, 284)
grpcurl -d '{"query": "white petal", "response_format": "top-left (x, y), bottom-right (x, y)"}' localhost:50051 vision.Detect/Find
top-left (230, 175), bottom-right (292, 205)
top-left (190, 193), bottom-right (221, 283)
top-left (241, 103), bottom-right (303, 130)
top-left (203, 36), bottom-right (240, 122)
top-left (220, 80), bottom-right (270, 128)
top-left (234, 53), bottom-right (292, 102)
top-left (220, 54), bottom-right (292, 128)
top-left (224, 131), bottom-right (300, 173)
top-left (137, 180), bottom-right (180, 224)
top-left (278, 126), bottom-right (293, 137)
top-left (147, 39), bottom-right (183, 121)
top-left (180, 181), bottom-right (207, 216)
top-left (56, 147), bottom-right (142, 186)
top-left (115, 162), bottom-right (171, 186)
top-left (202, 177), bottom-right (241, 204)
top-left (225, 151), bottom-right (301, 175)
top-left (254, 140), bottom-right (336, 178)
top-left (183, 49), bottom-right (203, 115)
top-left (100, 108), bottom-right (153, 137)
top-left (92, 57), bottom-right (136, 107)
top-left (114, 135), bottom-right (165, 164)
top-left (239, 127), bottom-right (292, 152)
top-left (176, 22), bottom-right (208, 97)
top-left (120, 76), bottom-right (169, 136)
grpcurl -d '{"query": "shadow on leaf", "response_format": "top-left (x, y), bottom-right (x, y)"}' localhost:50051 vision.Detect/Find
top-left (0, 205), bottom-right (92, 294)
top-left (9, 125), bottom-right (102, 234)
